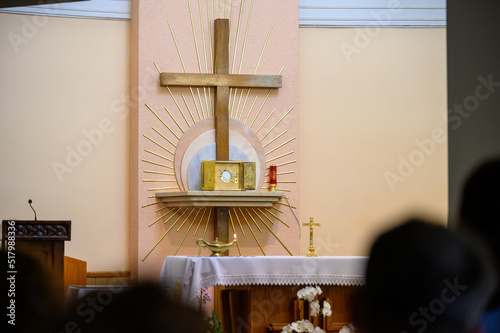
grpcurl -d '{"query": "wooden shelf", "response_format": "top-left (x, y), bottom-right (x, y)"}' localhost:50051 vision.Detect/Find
top-left (155, 191), bottom-right (283, 207)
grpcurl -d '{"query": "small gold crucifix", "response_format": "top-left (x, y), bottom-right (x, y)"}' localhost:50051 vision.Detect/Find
top-left (303, 217), bottom-right (320, 257)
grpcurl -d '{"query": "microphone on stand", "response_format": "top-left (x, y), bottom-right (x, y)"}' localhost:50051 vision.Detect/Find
top-left (28, 199), bottom-right (37, 221)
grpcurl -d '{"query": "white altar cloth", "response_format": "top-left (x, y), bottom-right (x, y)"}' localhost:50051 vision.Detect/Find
top-left (158, 256), bottom-right (367, 306)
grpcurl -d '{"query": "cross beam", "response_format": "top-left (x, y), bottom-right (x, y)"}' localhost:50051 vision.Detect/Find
top-left (159, 19), bottom-right (282, 247)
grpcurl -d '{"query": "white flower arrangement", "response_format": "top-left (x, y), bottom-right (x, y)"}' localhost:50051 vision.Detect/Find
top-left (338, 323), bottom-right (356, 333)
top-left (281, 286), bottom-right (332, 333)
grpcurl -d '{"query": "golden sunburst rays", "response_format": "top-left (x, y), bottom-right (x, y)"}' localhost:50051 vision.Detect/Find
top-left (141, 0), bottom-right (298, 260)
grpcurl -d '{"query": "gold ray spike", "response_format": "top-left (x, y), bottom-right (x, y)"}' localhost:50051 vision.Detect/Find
top-left (144, 170), bottom-right (175, 176)
top-left (166, 208), bottom-right (189, 232)
top-left (143, 134), bottom-right (175, 155)
top-left (180, 95), bottom-right (197, 124)
top-left (238, 89), bottom-right (250, 120)
top-left (237, 0), bottom-right (254, 75)
top-left (152, 127), bottom-right (177, 148)
top-left (242, 25), bottom-right (274, 123)
top-left (231, 0), bottom-right (253, 117)
top-left (198, 0), bottom-right (211, 115)
top-left (276, 188), bottom-right (291, 192)
top-left (252, 207), bottom-right (274, 224)
top-left (141, 208), bottom-right (188, 261)
top-left (198, 209), bottom-right (212, 255)
top-left (262, 180), bottom-right (296, 184)
top-left (196, 88), bottom-right (206, 119)
top-left (206, 0), bottom-right (213, 73)
top-left (278, 201), bottom-right (297, 210)
top-left (148, 186), bottom-right (179, 191)
top-left (261, 208), bottom-right (290, 228)
top-left (252, 208), bottom-right (273, 225)
top-left (231, 0), bottom-right (244, 75)
top-left (164, 107), bottom-right (184, 133)
top-left (148, 194), bottom-right (156, 198)
top-left (266, 151), bottom-right (294, 163)
top-left (239, 207), bottom-right (261, 233)
top-left (230, 88), bottom-right (237, 118)
top-left (261, 106), bottom-right (294, 141)
top-left (142, 230), bottom-right (168, 261)
top-left (244, 95), bottom-right (258, 124)
top-left (188, 0), bottom-right (203, 76)
top-left (148, 207), bottom-right (177, 227)
top-left (165, 23), bottom-right (186, 72)
top-left (263, 130), bottom-right (287, 148)
top-left (255, 25), bottom-right (275, 74)
top-left (230, 208), bottom-right (246, 237)
top-left (272, 206), bottom-right (284, 214)
top-left (142, 201), bottom-right (163, 208)
top-left (228, 0), bottom-right (234, 51)
top-left (164, 208), bottom-right (182, 224)
top-left (249, 66), bottom-right (285, 128)
top-left (145, 104), bottom-right (180, 140)
top-left (187, 0), bottom-right (206, 119)
top-left (250, 88), bottom-right (272, 129)
top-left (277, 171), bottom-right (295, 175)
top-left (244, 208), bottom-right (263, 232)
top-left (193, 208), bottom-right (208, 235)
top-left (143, 179), bottom-right (178, 182)
top-left (155, 205), bottom-right (173, 213)
top-left (142, 159), bottom-right (174, 169)
top-left (276, 160), bottom-right (296, 168)
top-left (229, 213), bottom-right (242, 256)
top-left (238, 208), bottom-right (265, 255)
top-left (145, 149), bottom-right (174, 163)
top-left (142, 208), bottom-right (180, 261)
top-left (265, 137), bottom-right (296, 156)
top-left (255, 110), bottom-right (275, 134)
top-left (250, 209), bottom-right (293, 256)
top-left (234, 89), bottom-right (244, 119)
top-left (164, 25), bottom-right (201, 122)
top-left (174, 208), bottom-right (202, 255)
top-left (176, 208), bottom-right (197, 232)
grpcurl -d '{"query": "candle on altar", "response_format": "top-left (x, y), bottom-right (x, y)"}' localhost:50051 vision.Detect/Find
top-left (269, 165), bottom-right (277, 192)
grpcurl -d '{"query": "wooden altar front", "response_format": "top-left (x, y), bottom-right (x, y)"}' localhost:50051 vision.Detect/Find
top-left (158, 256), bottom-right (366, 333)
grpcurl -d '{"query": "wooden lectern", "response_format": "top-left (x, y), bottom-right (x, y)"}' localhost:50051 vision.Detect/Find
top-left (1, 220), bottom-right (71, 294)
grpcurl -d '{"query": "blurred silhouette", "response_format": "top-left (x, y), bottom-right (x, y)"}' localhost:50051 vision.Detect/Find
top-left (354, 219), bottom-right (496, 333)
top-left (57, 282), bottom-right (207, 333)
top-left (1, 249), bottom-right (64, 333)
top-left (458, 157), bottom-right (500, 333)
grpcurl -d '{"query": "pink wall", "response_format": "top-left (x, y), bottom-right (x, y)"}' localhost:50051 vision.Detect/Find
top-left (130, 0), bottom-right (300, 280)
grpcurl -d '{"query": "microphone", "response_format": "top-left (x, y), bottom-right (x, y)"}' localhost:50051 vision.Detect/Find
top-left (28, 199), bottom-right (37, 221)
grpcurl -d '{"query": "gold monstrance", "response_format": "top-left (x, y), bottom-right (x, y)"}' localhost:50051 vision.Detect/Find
top-left (303, 217), bottom-right (320, 257)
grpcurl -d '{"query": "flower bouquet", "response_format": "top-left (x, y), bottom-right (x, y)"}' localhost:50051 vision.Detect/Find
top-left (281, 286), bottom-right (332, 333)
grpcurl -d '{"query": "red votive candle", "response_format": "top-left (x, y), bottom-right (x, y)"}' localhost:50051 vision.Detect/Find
top-left (269, 165), bottom-right (277, 191)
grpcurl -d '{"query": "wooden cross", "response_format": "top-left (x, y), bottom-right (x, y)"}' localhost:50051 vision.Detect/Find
top-left (302, 217), bottom-right (320, 257)
top-left (160, 19), bottom-right (282, 245)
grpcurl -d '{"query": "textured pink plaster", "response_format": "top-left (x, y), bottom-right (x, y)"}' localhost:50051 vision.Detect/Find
top-left (130, 0), bottom-right (299, 280)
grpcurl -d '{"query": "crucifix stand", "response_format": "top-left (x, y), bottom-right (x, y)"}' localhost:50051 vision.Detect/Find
top-left (159, 19), bottom-right (282, 250)
top-left (303, 217), bottom-right (320, 257)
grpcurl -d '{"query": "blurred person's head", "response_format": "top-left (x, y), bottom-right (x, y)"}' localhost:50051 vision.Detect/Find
top-left (58, 282), bottom-right (207, 333)
top-left (458, 157), bottom-right (500, 308)
top-left (1, 249), bottom-right (64, 333)
top-left (354, 218), bottom-right (496, 333)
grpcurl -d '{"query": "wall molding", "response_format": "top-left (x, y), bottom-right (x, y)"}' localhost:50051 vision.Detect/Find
top-left (0, 1), bottom-right (445, 27)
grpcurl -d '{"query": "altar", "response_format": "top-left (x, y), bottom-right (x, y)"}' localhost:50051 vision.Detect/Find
top-left (159, 256), bottom-right (367, 333)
